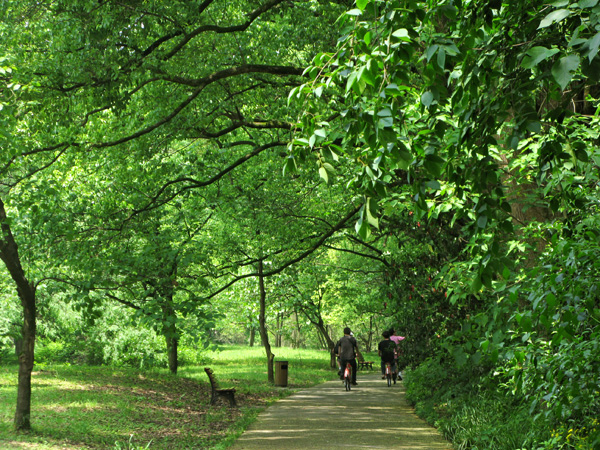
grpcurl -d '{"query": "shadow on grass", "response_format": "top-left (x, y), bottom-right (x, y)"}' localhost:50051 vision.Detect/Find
top-left (0, 347), bottom-right (340, 450)
top-left (1, 365), bottom-right (258, 450)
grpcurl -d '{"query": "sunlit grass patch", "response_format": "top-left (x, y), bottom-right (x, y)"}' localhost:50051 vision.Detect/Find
top-left (1, 345), bottom-right (339, 449)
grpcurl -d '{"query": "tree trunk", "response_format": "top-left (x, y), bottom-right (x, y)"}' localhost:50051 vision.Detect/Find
top-left (14, 336), bottom-right (24, 357)
top-left (0, 198), bottom-right (36, 430)
top-left (276, 312), bottom-right (283, 347)
top-left (161, 293), bottom-right (178, 374)
top-left (298, 305), bottom-right (337, 368)
top-left (249, 326), bottom-right (255, 347)
top-left (15, 288), bottom-right (35, 431)
top-left (313, 320), bottom-right (337, 368)
top-left (365, 316), bottom-right (374, 352)
top-left (258, 259), bottom-right (274, 383)
top-left (166, 335), bottom-right (178, 374)
top-left (292, 311), bottom-right (301, 348)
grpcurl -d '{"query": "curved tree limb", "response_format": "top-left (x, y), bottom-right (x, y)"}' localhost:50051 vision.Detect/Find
top-left (202, 205), bottom-right (361, 301)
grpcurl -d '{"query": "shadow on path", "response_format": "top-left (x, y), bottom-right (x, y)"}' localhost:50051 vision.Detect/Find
top-left (230, 372), bottom-right (451, 450)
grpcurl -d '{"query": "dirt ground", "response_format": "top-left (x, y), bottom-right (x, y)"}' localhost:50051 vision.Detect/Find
top-left (230, 372), bottom-right (452, 450)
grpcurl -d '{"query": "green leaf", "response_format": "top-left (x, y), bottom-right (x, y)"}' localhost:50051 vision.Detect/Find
top-left (423, 154), bottom-right (445, 177)
top-left (318, 166), bottom-right (329, 183)
top-left (425, 45), bottom-right (439, 62)
top-left (477, 215), bottom-right (488, 228)
top-left (480, 339), bottom-right (489, 352)
top-left (393, 143), bottom-right (412, 170)
top-left (424, 180), bottom-right (441, 190)
top-left (378, 116), bottom-right (393, 128)
top-left (282, 157), bottom-right (297, 176)
top-left (584, 32), bottom-right (600, 62)
top-left (453, 347), bottom-right (468, 366)
top-left (546, 292), bottom-right (557, 310)
top-left (346, 70), bottom-right (358, 94)
top-left (521, 46), bottom-right (560, 69)
top-left (346, 8), bottom-right (362, 16)
top-left (391, 29), bottom-right (410, 41)
top-left (437, 47), bottom-right (446, 69)
top-left (552, 55), bottom-right (580, 90)
top-left (515, 351), bottom-right (525, 363)
top-left (421, 91), bottom-right (434, 107)
top-left (574, 148), bottom-right (589, 162)
top-left (356, 0), bottom-right (370, 10)
top-left (471, 275), bottom-right (482, 292)
top-left (314, 128), bottom-right (327, 138)
top-left (321, 146), bottom-right (339, 162)
top-left (520, 316), bottom-right (533, 332)
top-left (293, 138), bottom-right (310, 147)
top-left (538, 9), bottom-right (572, 29)
top-left (578, 0), bottom-right (599, 7)
top-left (365, 198), bottom-right (379, 228)
top-left (359, 63), bottom-right (376, 87)
top-left (355, 211), bottom-right (370, 239)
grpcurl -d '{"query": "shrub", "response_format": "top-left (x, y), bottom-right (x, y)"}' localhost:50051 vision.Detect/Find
top-left (404, 357), bottom-right (555, 449)
top-left (178, 346), bottom-right (213, 366)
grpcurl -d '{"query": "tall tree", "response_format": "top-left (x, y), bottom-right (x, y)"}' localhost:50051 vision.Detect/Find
top-left (1, 0), bottom-right (345, 428)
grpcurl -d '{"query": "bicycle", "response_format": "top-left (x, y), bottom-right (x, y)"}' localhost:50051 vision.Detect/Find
top-left (343, 362), bottom-right (352, 391)
top-left (384, 362), bottom-right (393, 387)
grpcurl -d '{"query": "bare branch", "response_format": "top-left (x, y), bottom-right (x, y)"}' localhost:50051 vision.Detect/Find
top-left (202, 205), bottom-right (361, 300)
top-left (322, 243), bottom-right (389, 266)
top-left (162, 0), bottom-right (288, 60)
top-left (156, 64), bottom-right (304, 87)
top-left (129, 141), bottom-right (286, 216)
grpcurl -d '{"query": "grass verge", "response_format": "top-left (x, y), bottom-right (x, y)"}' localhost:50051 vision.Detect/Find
top-left (0, 346), bottom-right (341, 450)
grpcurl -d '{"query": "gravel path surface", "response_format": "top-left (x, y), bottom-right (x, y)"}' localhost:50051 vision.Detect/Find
top-left (230, 372), bottom-right (452, 450)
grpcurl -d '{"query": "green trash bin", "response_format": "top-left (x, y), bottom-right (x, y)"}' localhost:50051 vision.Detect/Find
top-left (275, 360), bottom-right (288, 387)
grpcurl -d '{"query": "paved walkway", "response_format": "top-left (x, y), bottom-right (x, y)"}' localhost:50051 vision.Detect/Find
top-left (230, 372), bottom-right (452, 450)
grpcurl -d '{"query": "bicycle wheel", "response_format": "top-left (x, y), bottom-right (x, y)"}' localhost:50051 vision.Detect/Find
top-left (386, 364), bottom-right (392, 386)
top-left (344, 365), bottom-right (351, 391)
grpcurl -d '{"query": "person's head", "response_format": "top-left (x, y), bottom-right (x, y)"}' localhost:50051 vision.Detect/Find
top-left (389, 328), bottom-right (396, 336)
top-left (382, 330), bottom-right (390, 339)
top-left (344, 327), bottom-right (352, 335)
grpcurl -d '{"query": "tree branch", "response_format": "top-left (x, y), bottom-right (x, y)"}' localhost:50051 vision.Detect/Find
top-left (162, 0), bottom-right (288, 61)
top-left (128, 141), bottom-right (286, 217)
top-left (323, 242), bottom-right (390, 266)
top-left (202, 205), bottom-right (361, 300)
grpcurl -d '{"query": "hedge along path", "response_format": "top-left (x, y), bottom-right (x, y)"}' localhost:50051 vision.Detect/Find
top-left (230, 372), bottom-right (451, 450)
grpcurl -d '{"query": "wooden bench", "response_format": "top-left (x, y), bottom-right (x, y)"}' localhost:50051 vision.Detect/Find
top-left (204, 367), bottom-right (237, 407)
top-left (357, 354), bottom-right (374, 371)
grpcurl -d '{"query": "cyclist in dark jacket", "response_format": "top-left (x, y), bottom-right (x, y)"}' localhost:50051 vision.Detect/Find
top-left (378, 330), bottom-right (398, 382)
top-left (335, 327), bottom-right (358, 385)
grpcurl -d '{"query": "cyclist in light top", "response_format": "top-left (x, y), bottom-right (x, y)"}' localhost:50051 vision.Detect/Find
top-left (389, 328), bottom-right (405, 345)
top-left (389, 328), bottom-right (405, 380)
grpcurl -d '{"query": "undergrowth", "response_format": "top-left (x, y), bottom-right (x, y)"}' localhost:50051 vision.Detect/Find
top-left (404, 357), bottom-right (600, 450)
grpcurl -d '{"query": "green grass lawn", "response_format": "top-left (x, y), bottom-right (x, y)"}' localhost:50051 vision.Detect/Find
top-left (0, 346), bottom-right (367, 450)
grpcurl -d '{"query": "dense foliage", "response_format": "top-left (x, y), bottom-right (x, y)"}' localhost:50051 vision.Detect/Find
top-left (289, 0), bottom-right (600, 448)
top-left (2, 0), bottom-right (600, 447)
